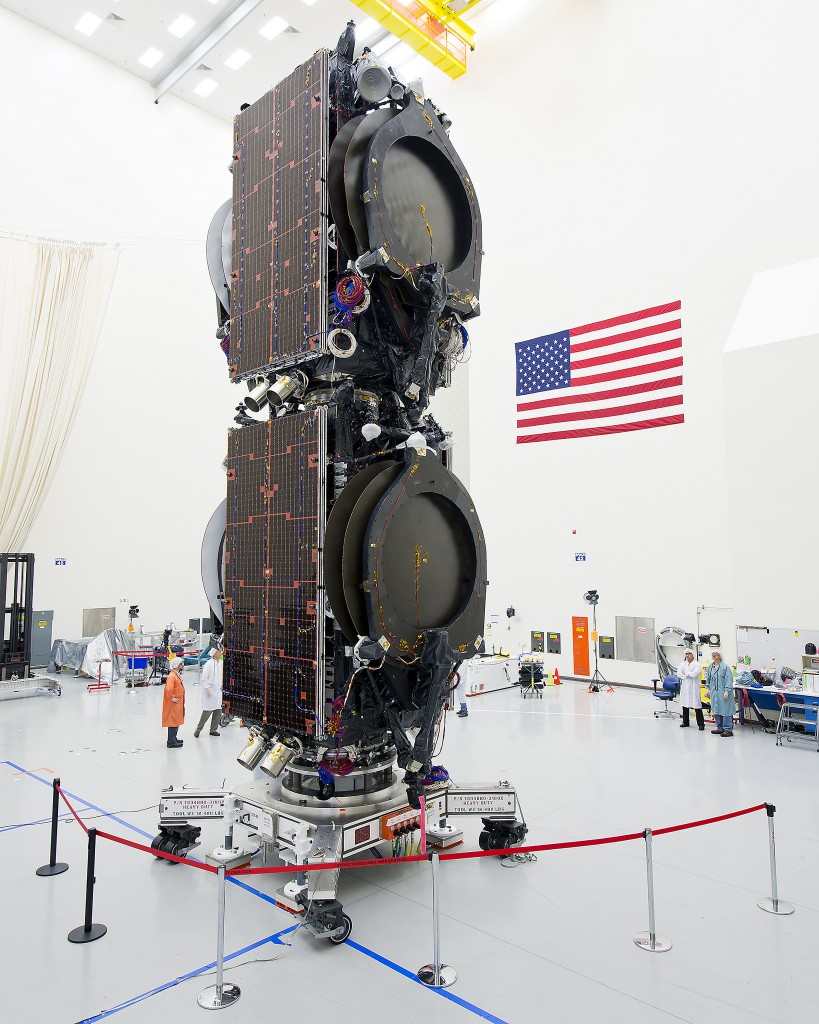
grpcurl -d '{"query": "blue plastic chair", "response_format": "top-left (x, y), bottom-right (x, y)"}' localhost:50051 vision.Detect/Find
top-left (652, 675), bottom-right (681, 719)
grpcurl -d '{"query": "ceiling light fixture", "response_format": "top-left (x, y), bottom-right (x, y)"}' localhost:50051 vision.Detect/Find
top-left (193, 77), bottom-right (219, 97)
top-left (75, 12), bottom-right (102, 36)
top-left (138, 46), bottom-right (164, 68)
top-left (259, 15), bottom-right (288, 40)
top-left (224, 48), bottom-right (251, 70)
top-left (168, 14), bottom-right (196, 38)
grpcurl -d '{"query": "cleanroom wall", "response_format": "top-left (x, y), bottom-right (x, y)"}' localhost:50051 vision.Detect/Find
top-left (0, 9), bottom-right (234, 640)
top-left (441, 0), bottom-right (819, 682)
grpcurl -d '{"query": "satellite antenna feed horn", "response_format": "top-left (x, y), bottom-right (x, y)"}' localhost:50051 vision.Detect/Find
top-left (356, 51), bottom-right (392, 103)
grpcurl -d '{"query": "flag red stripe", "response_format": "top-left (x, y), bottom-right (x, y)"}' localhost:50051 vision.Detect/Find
top-left (572, 356), bottom-right (683, 388)
top-left (570, 300), bottom-right (682, 338)
top-left (518, 394), bottom-right (682, 429)
top-left (517, 414), bottom-right (685, 444)
top-left (570, 337), bottom-right (681, 371)
top-left (517, 376), bottom-right (682, 413)
top-left (570, 319), bottom-right (681, 354)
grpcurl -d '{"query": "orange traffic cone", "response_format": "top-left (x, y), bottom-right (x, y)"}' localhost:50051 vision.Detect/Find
top-left (554, 667), bottom-right (562, 685)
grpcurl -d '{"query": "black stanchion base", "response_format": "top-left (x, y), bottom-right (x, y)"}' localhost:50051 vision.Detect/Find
top-left (36, 862), bottom-right (69, 877)
top-left (68, 923), bottom-right (107, 943)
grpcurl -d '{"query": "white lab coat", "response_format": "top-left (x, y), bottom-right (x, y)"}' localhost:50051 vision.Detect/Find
top-left (677, 658), bottom-right (702, 708)
top-left (200, 658), bottom-right (223, 712)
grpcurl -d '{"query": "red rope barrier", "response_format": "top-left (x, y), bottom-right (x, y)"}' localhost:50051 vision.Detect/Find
top-left (55, 786), bottom-right (89, 834)
top-left (439, 830), bottom-right (645, 863)
top-left (652, 802), bottom-right (766, 837)
top-left (77, 801), bottom-right (768, 878)
top-left (95, 829), bottom-right (218, 873)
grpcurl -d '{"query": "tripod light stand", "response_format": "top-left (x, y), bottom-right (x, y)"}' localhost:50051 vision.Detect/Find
top-left (584, 591), bottom-right (613, 693)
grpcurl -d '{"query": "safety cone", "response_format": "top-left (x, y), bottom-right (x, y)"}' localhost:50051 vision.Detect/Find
top-left (546, 670), bottom-right (554, 686)
top-left (554, 667), bottom-right (562, 685)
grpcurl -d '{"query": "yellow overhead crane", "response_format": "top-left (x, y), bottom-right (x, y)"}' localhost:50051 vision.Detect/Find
top-left (348, 0), bottom-right (486, 79)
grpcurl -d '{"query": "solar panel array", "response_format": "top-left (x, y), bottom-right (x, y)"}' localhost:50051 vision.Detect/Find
top-left (222, 411), bottom-right (326, 736)
top-left (229, 50), bottom-right (328, 381)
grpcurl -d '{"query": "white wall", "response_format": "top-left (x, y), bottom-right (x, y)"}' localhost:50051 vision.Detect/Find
top-left (0, 9), bottom-right (235, 639)
top-left (435, 0), bottom-right (819, 681)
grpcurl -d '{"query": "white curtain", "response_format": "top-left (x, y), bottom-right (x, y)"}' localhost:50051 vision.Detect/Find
top-left (0, 236), bottom-right (120, 550)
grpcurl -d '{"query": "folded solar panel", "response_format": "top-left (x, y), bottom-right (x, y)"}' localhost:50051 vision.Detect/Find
top-left (229, 50), bottom-right (329, 382)
top-left (222, 409), bottom-right (327, 735)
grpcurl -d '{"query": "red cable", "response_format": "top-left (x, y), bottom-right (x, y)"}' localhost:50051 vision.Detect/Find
top-left (56, 786), bottom-right (89, 834)
top-left (82, 803), bottom-right (768, 877)
top-left (95, 829), bottom-right (218, 872)
top-left (651, 802), bottom-right (766, 837)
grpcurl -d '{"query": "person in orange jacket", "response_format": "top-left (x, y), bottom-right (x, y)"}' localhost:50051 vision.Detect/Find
top-left (163, 657), bottom-right (186, 748)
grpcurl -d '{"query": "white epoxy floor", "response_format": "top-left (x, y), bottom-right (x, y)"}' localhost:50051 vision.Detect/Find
top-left (2, 675), bottom-right (816, 1023)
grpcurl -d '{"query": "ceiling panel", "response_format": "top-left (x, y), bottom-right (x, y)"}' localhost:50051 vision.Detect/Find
top-left (0, 0), bottom-right (459, 120)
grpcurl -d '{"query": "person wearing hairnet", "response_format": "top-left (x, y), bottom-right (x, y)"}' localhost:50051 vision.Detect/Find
top-left (163, 657), bottom-right (186, 748)
top-left (707, 651), bottom-right (735, 737)
top-left (195, 647), bottom-right (223, 737)
top-left (677, 649), bottom-right (704, 729)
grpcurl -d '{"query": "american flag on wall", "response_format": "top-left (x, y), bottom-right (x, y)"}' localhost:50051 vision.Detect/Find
top-left (515, 301), bottom-right (684, 444)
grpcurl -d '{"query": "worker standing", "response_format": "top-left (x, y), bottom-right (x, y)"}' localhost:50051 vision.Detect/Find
top-left (162, 657), bottom-right (186, 748)
top-left (195, 647), bottom-right (224, 738)
top-left (707, 651), bottom-right (735, 737)
top-left (677, 649), bottom-right (704, 730)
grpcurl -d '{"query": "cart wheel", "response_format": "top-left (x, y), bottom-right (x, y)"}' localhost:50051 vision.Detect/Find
top-left (329, 914), bottom-right (353, 945)
top-left (220, 713), bottom-right (231, 728)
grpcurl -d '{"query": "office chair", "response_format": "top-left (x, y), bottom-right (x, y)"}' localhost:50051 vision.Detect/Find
top-left (652, 675), bottom-right (681, 719)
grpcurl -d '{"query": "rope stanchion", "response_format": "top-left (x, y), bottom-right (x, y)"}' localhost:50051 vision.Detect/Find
top-left (198, 864), bottom-right (241, 1010)
top-left (56, 784), bottom-right (89, 834)
top-left (417, 851), bottom-right (456, 988)
top-left (757, 803), bottom-right (794, 915)
top-left (632, 828), bottom-right (672, 952)
top-left (95, 829), bottom-right (218, 872)
top-left (67, 828), bottom-right (107, 944)
top-left (36, 777), bottom-right (69, 877)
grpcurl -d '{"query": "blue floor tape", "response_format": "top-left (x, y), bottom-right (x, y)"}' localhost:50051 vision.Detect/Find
top-left (5, 761), bottom-right (506, 1024)
top-left (76, 925), bottom-right (300, 1023)
top-left (346, 940), bottom-right (511, 1024)
top-left (2, 761), bottom-right (276, 902)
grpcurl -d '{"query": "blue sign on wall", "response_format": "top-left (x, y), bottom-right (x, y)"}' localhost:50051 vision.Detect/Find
top-left (574, 552), bottom-right (586, 562)
top-left (55, 558), bottom-right (66, 566)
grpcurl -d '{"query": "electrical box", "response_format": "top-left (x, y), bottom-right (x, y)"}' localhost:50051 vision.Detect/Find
top-left (531, 630), bottom-right (544, 653)
top-left (546, 632), bottom-right (561, 655)
top-left (600, 636), bottom-right (615, 660)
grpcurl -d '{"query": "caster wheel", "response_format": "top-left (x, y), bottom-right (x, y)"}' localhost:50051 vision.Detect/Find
top-left (478, 830), bottom-right (490, 851)
top-left (220, 714), bottom-right (231, 728)
top-left (329, 914), bottom-right (352, 945)
top-left (151, 834), bottom-right (166, 858)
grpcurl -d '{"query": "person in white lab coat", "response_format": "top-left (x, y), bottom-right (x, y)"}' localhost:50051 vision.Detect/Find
top-left (194, 647), bottom-right (223, 738)
top-left (677, 649), bottom-right (704, 730)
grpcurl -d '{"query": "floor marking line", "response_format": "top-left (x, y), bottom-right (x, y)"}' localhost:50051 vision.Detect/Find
top-left (75, 926), bottom-right (299, 1022)
top-left (346, 939), bottom-right (511, 1024)
top-left (1, 761), bottom-right (287, 904)
top-left (5, 762), bottom-right (509, 1024)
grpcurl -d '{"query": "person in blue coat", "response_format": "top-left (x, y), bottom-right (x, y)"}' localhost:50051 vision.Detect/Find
top-left (707, 651), bottom-right (735, 737)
